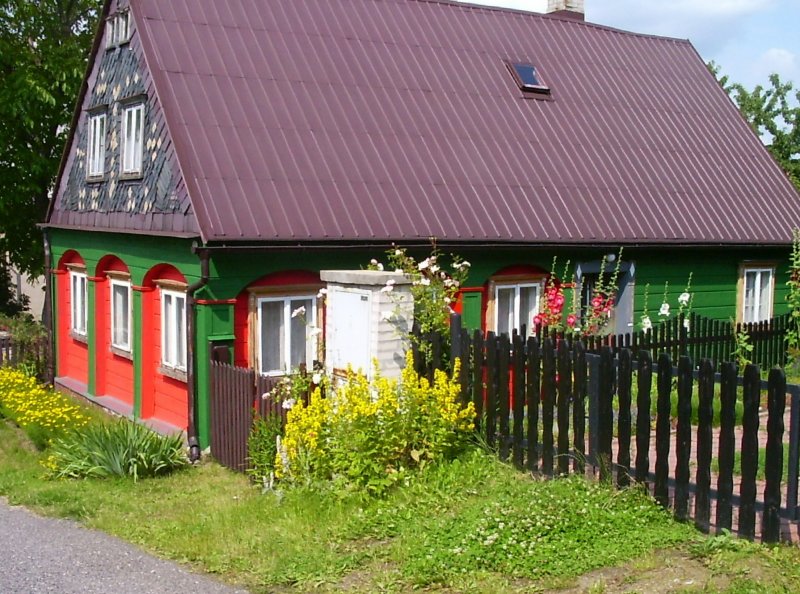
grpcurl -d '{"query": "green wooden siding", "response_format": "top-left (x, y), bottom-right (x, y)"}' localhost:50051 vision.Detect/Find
top-left (48, 231), bottom-right (792, 450)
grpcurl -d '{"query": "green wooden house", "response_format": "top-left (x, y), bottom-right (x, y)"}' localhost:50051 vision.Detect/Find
top-left (44, 0), bottom-right (800, 454)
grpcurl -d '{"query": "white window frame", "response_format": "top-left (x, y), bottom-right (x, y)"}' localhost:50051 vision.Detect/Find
top-left (741, 266), bottom-right (774, 324)
top-left (106, 11), bottom-right (130, 47)
top-left (69, 270), bottom-right (88, 337)
top-left (116, 11), bottom-right (130, 44)
top-left (110, 278), bottom-right (132, 352)
top-left (161, 289), bottom-right (187, 371)
top-left (256, 294), bottom-right (318, 376)
top-left (121, 103), bottom-right (144, 176)
top-left (87, 112), bottom-right (106, 178)
top-left (492, 281), bottom-right (543, 337)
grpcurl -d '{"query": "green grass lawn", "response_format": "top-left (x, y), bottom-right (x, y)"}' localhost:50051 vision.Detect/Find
top-left (2, 419), bottom-right (800, 593)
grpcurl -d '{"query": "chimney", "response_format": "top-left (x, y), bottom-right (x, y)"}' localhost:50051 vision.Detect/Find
top-left (546, 0), bottom-right (585, 21)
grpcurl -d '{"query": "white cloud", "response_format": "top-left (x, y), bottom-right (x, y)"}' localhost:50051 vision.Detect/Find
top-left (588, 0), bottom-right (774, 54)
top-left (753, 48), bottom-right (799, 83)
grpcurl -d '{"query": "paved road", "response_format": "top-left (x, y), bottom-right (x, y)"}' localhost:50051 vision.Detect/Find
top-left (0, 498), bottom-right (248, 594)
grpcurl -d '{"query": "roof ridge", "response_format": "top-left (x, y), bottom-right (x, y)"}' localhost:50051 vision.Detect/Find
top-left (399, 0), bottom-right (691, 45)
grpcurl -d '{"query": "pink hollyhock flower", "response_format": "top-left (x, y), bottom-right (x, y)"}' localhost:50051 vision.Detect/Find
top-left (567, 314), bottom-right (577, 327)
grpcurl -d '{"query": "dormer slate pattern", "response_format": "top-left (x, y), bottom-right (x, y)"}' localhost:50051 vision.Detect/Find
top-left (49, 0), bottom-right (198, 237)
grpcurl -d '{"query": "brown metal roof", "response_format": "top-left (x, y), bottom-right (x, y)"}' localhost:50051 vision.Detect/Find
top-left (131, 0), bottom-right (800, 245)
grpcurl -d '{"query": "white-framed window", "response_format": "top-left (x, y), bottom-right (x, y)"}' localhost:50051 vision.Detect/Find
top-left (161, 289), bottom-right (187, 371)
top-left (106, 11), bottom-right (130, 47)
top-left (121, 103), bottom-right (144, 175)
top-left (257, 295), bottom-right (317, 376)
top-left (741, 266), bottom-right (774, 324)
top-left (87, 112), bottom-right (106, 178)
top-left (493, 281), bottom-right (542, 337)
top-left (70, 270), bottom-right (88, 336)
top-left (110, 278), bottom-right (131, 351)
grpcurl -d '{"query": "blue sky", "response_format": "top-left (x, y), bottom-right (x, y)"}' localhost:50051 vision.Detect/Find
top-left (458, 0), bottom-right (800, 90)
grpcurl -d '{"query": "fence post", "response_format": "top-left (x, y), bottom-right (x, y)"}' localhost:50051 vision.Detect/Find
top-left (498, 334), bottom-right (511, 462)
top-left (557, 339), bottom-right (572, 476)
top-left (541, 338), bottom-right (556, 476)
top-left (449, 312), bottom-right (462, 368)
top-left (617, 348), bottom-right (632, 488)
top-left (738, 364), bottom-right (761, 540)
top-left (654, 353), bottom-right (673, 508)
top-left (471, 330), bottom-right (485, 435)
top-left (762, 367), bottom-right (786, 544)
top-left (573, 341), bottom-right (587, 475)
top-left (512, 333), bottom-right (525, 469)
top-left (674, 355), bottom-right (693, 522)
top-left (597, 346), bottom-right (614, 483)
top-left (587, 352), bottom-right (600, 467)
top-left (694, 359), bottom-right (714, 533)
top-left (716, 361), bottom-right (738, 533)
top-left (485, 332), bottom-right (498, 450)
top-left (635, 350), bottom-right (652, 485)
top-left (787, 385), bottom-right (800, 521)
top-left (526, 336), bottom-right (540, 473)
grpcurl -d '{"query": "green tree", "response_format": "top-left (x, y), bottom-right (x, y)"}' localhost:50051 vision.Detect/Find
top-left (0, 0), bottom-right (100, 276)
top-left (711, 63), bottom-right (800, 193)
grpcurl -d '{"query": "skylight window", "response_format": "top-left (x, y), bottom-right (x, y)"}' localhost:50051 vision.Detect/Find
top-left (508, 62), bottom-right (550, 95)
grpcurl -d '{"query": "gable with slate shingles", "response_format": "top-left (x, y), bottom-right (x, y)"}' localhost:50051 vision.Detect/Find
top-left (49, 0), bottom-right (198, 237)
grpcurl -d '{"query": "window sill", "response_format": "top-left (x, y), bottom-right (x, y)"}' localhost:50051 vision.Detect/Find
top-left (70, 331), bottom-right (88, 344)
top-left (120, 172), bottom-right (144, 181)
top-left (86, 175), bottom-right (105, 184)
top-left (111, 345), bottom-right (133, 360)
top-left (159, 365), bottom-right (187, 383)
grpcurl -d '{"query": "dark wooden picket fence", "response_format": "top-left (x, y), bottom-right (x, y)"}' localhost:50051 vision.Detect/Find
top-left (209, 361), bottom-right (289, 472)
top-left (209, 361), bottom-right (319, 472)
top-left (0, 332), bottom-right (48, 378)
top-left (441, 326), bottom-right (800, 542)
top-left (580, 312), bottom-right (790, 370)
top-left (415, 313), bottom-right (790, 382)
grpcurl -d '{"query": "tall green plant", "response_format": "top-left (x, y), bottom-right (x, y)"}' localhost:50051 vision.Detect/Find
top-left (786, 228), bottom-right (800, 367)
top-left (44, 420), bottom-right (188, 481)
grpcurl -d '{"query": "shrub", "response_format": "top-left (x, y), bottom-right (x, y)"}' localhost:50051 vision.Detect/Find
top-left (44, 420), bottom-right (188, 480)
top-left (276, 352), bottom-right (475, 495)
top-left (247, 413), bottom-right (283, 486)
top-left (0, 367), bottom-right (90, 449)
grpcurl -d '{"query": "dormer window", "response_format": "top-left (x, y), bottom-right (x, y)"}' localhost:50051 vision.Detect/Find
top-left (106, 11), bottom-right (130, 48)
top-left (508, 62), bottom-right (550, 95)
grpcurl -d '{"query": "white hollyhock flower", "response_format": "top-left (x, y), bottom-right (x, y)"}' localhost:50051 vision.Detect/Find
top-left (678, 292), bottom-right (691, 306)
top-left (641, 316), bottom-right (652, 331)
top-left (291, 306), bottom-right (306, 318)
top-left (659, 303), bottom-right (670, 317)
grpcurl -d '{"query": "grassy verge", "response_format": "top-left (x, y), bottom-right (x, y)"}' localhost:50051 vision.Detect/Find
top-left (2, 420), bottom-right (800, 593)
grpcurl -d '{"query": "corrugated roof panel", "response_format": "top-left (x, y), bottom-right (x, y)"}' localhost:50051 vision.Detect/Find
top-left (130, 0), bottom-right (800, 245)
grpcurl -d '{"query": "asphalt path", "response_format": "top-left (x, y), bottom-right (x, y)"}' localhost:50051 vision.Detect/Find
top-left (0, 498), bottom-right (248, 594)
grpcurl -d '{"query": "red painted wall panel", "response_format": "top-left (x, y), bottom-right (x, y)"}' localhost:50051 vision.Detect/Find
top-left (142, 287), bottom-right (188, 430)
top-left (93, 265), bottom-right (134, 405)
top-left (56, 269), bottom-right (89, 385)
